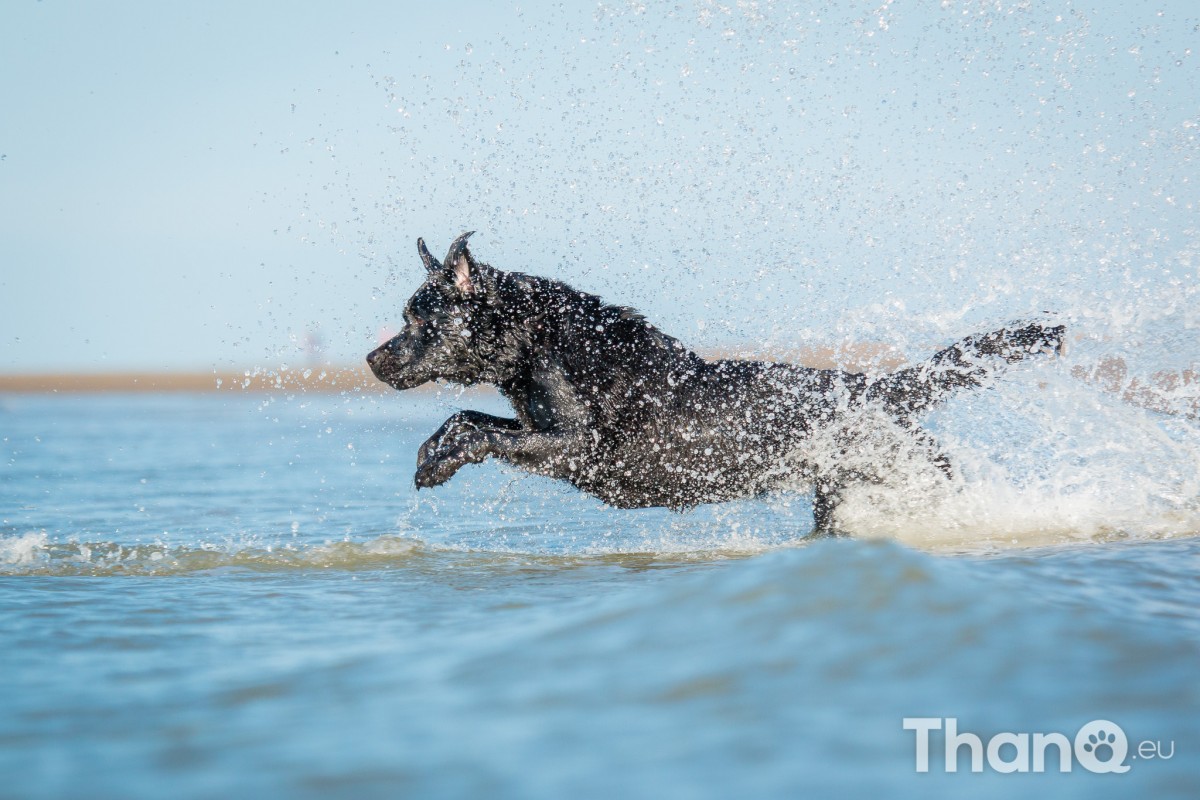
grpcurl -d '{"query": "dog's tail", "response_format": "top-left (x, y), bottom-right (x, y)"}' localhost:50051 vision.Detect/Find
top-left (864, 318), bottom-right (1066, 418)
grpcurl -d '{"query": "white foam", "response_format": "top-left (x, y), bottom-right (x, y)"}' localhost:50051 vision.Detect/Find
top-left (0, 532), bottom-right (49, 565)
top-left (832, 352), bottom-right (1200, 551)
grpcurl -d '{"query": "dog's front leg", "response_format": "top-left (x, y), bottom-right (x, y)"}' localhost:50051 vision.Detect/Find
top-left (417, 411), bottom-right (523, 468)
top-left (414, 428), bottom-right (591, 489)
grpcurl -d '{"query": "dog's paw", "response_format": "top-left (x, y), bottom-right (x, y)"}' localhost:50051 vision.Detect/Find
top-left (414, 430), bottom-right (490, 489)
top-left (417, 414), bottom-right (482, 465)
top-left (414, 457), bottom-right (455, 489)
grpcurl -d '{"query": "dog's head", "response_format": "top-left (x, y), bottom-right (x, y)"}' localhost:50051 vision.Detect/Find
top-left (366, 231), bottom-right (499, 391)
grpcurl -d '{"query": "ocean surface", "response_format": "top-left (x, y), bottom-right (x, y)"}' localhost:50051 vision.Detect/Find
top-left (2, 385), bottom-right (1198, 799)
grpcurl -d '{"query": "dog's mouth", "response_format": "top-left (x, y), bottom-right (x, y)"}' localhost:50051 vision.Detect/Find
top-left (366, 342), bottom-right (490, 391)
top-left (378, 372), bottom-right (426, 391)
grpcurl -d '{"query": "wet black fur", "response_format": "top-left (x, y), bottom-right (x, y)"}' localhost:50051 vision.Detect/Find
top-left (367, 232), bottom-right (1065, 533)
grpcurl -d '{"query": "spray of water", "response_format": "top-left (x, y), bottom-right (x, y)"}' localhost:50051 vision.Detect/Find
top-left (828, 310), bottom-right (1200, 550)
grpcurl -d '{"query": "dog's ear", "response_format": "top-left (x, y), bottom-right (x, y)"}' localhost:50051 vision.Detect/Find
top-left (417, 237), bottom-right (442, 273)
top-left (443, 230), bottom-right (478, 294)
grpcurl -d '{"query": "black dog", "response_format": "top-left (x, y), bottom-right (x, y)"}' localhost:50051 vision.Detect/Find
top-left (367, 232), bottom-right (1064, 532)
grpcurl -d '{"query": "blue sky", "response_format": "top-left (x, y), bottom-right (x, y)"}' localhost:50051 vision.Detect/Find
top-left (2, 1), bottom-right (1196, 371)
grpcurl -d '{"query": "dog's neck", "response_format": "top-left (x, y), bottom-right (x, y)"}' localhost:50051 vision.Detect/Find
top-left (466, 271), bottom-right (694, 418)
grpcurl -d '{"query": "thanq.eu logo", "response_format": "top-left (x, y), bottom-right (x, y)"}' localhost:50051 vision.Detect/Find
top-left (903, 718), bottom-right (1175, 774)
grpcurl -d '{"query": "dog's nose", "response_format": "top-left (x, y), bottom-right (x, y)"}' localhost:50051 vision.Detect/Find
top-left (366, 347), bottom-right (383, 366)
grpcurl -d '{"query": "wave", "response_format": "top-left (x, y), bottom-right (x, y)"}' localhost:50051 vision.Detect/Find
top-left (0, 530), bottom-right (779, 578)
top-left (0, 531), bottom-right (418, 576)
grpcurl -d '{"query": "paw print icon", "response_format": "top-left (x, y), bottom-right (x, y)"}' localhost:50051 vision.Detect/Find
top-left (1075, 720), bottom-right (1131, 773)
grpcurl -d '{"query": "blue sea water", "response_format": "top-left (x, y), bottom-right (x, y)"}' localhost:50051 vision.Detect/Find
top-left (1, 390), bottom-right (1198, 799)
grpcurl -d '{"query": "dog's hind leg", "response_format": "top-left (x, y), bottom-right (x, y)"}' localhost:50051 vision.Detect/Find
top-left (811, 478), bottom-right (850, 537)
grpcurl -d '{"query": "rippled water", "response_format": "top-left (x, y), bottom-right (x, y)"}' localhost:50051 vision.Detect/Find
top-left (2, 390), bottom-right (1198, 798)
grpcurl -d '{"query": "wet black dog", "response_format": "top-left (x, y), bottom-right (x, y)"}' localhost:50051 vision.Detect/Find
top-left (367, 232), bottom-right (1064, 532)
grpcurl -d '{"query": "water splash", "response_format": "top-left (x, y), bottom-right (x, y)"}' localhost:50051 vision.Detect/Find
top-left (829, 317), bottom-right (1200, 549)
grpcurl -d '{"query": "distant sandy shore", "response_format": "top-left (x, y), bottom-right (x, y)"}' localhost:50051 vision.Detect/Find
top-left (0, 366), bottom-right (393, 395)
top-left (0, 346), bottom-right (908, 395)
